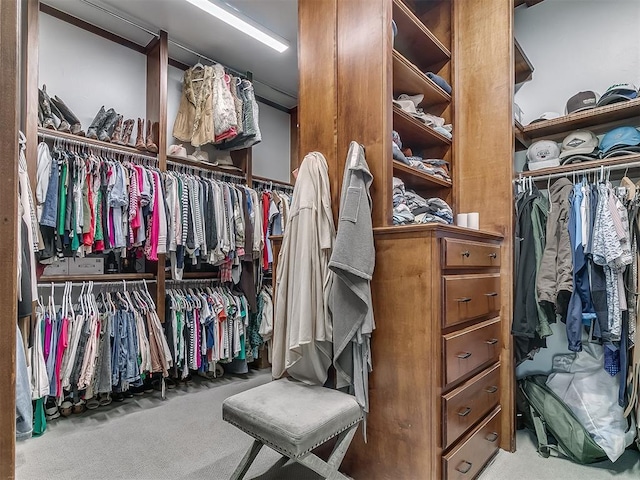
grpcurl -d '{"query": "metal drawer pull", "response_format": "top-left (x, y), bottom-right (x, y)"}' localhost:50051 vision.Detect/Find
top-left (456, 461), bottom-right (473, 474)
top-left (485, 386), bottom-right (498, 394)
top-left (488, 252), bottom-right (497, 259)
top-left (458, 407), bottom-right (472, 417)
top-left (485, 338), bottom-right (498, 345)
top-left (486, 432), bottom-right (499, 443)
top-left (457, 352), bottom-right (472, 359)
top-left (484, 292), bottom-right (498, 297)
top-left (461, 250), bottom-right (470, 257)
top-left (456, 297), bottom-right (472, 303)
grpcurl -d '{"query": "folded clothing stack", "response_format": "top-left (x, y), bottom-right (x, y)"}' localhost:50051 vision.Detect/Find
top-left (392, 130), bottom-right (451, 182)
top-left (393, 94), bottom-right (453, 138)
top-left (392, 177), bottom-right (454, 226)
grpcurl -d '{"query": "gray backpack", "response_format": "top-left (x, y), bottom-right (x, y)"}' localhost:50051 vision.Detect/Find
top-left (517, 375), bottom-right (608, 464)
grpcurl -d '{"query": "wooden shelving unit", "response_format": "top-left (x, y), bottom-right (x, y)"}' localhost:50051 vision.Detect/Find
top-left (39, 273), bottom-right (156, 282)
top-left (393, 49), bottom-right (450, 108)
top-left (523, 98), bottom-right (640, 142)
top-left (393, 160), bottom-right (451, 190)
top-left (166, 153), bottom-right (244, 176)
top-left (37, 127), bottom-right (157, 158)
top-left (392, 0), bottom-right (450, 72)
top-left (393, 106), bottom-right (451, 148)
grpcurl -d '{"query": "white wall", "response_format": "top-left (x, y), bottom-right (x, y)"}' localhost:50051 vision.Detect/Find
top-left (40, 13), bottom-right (291, 182)
top-left (167, 64), bottom-right (291, 183)
top-left (39, 13), bottom-right (147, 132)
top-left (515, 0), bottom-right (640, 126)
top-left (514, 0), bottom-right (640, 376)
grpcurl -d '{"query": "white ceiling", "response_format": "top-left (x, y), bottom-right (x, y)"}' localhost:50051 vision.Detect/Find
top-left (41, 0), bottom-right (299, 108)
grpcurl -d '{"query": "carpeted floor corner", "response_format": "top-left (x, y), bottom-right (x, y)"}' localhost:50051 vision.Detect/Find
top-left (16, 369), bottom-right (640, 479)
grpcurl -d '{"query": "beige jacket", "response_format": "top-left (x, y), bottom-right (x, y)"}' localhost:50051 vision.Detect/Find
top-left (172, 66), bottom-right (215, 147)
top-left (272, 152), bottom-right (336, 385)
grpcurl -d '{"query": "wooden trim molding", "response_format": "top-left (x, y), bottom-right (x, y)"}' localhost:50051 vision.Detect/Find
top-left (0, 0), bottom-right (21, 476)
top-left (39, 3), bottom-right (148, 54)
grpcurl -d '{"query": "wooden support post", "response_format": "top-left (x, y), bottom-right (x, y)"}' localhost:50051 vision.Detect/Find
top-left (146, 31), bottom-right (168, 321)
top-left (0, 0), bottom-right (21, 476)
top-left (453, 0), bottom-right (515, 452)
top-left (23, 0), bottom-right (39, 188)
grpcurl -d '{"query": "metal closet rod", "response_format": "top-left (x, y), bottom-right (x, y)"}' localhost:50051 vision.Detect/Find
top-left (166, 159), bottom-right (246, 181)
top-left (166, 278), bottom-right (221, 285)
top-left (253, 178), bottom-right (294, 191)
top-left (518, 159), bottom-right (640, 183)
top-left (37, 279), bottom-right (157, 288)
top-left (38, 131), bottom-right (159, 162)
top-left (79, 0), bottom-right (297, 100)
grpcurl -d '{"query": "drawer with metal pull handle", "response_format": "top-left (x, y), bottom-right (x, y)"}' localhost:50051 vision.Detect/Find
top-left (444, 274), bottom-right (501, 328)
top-left (443, 317), bottom-right (500, 386)
top-left (442, 363), bottom-right (500, 448)
top-left (443, 238), bottom-right (501, 268)
top-left (443, 407), bottom-right (501, 480)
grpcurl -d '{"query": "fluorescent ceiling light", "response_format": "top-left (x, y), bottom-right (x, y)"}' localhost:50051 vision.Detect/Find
top-left (184, 0), bottom-right (289, 53)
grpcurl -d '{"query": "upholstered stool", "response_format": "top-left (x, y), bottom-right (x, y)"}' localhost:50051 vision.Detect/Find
top-left (223, 378), bottom-right (363, 480)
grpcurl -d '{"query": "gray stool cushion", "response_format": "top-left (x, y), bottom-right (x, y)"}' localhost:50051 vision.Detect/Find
top-left (223, 379), bottom-right (363, 458)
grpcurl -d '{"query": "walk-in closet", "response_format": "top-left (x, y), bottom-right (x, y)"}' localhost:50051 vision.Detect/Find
top-left (3, 1), bottom-right (640, 479)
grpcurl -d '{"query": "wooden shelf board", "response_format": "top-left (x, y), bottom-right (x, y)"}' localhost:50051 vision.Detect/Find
top-left (516, 153), bottom-right (640, 180)
top-left (392, 0), bottom-right (450, 71)
top-left (39, 273), bottom-right (155, 282)
top-left (393, 160), bottom-right (452, 189)
top-left (393, 106), bottom-right (452, 149)
top-left (38, 127), bottom-right (157, 158)
top-left (166, 154), bottom-right (245, 176)
top-left (515, 0), bottom-right (544, 7)
top-left (168, 271), bottom-right (221, 280)
top-left (522, 98), bottom-right (640, 142)
top-left (514, 38), bottom-right (533, 85)
top-left (374, 223), bottom-right (503, 241)
top-left (514, 120), bottom-right (530, 151)
top-left (252, 174), bottom-right (294, 187)
top-left (393, 50), bottom-right (450, 107)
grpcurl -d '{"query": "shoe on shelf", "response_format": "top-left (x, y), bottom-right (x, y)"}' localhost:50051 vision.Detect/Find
top-left (85, 397), bottom-right (100, 410)
top-left (145, 119), bottom-right (158, 153)
top-left (98, 392), bottom-right (112, 406)
top-left (98, 109), bottom-right (118, 142)
top-left (118, 118), bottom-right (135, 146)
top-left (135, 118), bottom-right (146, 151)
top-left (111, 391), bottom-right (125, 402)
top-left (59, 398), bottom-right (73, 417)
top-left (110, 114), bottom-right (124, 144)
top-left (51, 94), bottom-right (85, 136)
top-left (38, 87), bottom-right (57, 130)
top-left (87, 106), bottom-right (109, 139)
top-left (42, 86), bottom-right (71, 133)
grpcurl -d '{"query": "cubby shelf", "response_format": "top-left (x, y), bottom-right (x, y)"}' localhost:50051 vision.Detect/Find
top-left (393, 49), bottom-right (450, 107)
top-left (393, 106), bottom-right (451, 149)
top-left (392, 0), bottom-right (450, 71)
top-left (393, 160), bottom-right (451, 190)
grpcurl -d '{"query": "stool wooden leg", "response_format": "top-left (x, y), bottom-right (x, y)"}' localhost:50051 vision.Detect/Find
top-left (327, 424), bottom-right (359, 469)
top-left (231, 439), bottom-right (263, 480)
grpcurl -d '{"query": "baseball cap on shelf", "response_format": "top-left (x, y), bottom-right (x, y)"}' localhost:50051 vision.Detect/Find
top-left (558, 130), bottom-right (599, 160)
top-left (526, 140), bottom-right (561, 171)
top-left (529, 112), bottom-right (561, 124)
top-left (599, 126), bottom-right (640, 154)
top-left (596, 83), bottom-right (638, 107)
top-left (565, 91), bottom-right (599, 114)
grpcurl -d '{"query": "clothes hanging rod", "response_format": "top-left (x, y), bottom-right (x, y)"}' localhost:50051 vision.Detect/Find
top-left (78, 0), bottom-right (297, 100)
top-left (38, 130), bottom-right (159, 162)
top-left (252, 177), bottom-right (294, 190)
top-left (37, 279), bottom-right (157, 288)
top-left (166, 160), bottom-right (246, 181)
top-left (515, 159), bottom-right (640, 183)
top-left (166, 278), bottom-right (221, 284)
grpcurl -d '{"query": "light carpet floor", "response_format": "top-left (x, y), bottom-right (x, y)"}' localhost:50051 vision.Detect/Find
top-left (15, 369), bottom-right (640, 480)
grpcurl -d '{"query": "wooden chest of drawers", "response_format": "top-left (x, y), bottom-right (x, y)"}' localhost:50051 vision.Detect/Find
top-left (343, 225), bottom-right (504, 480)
